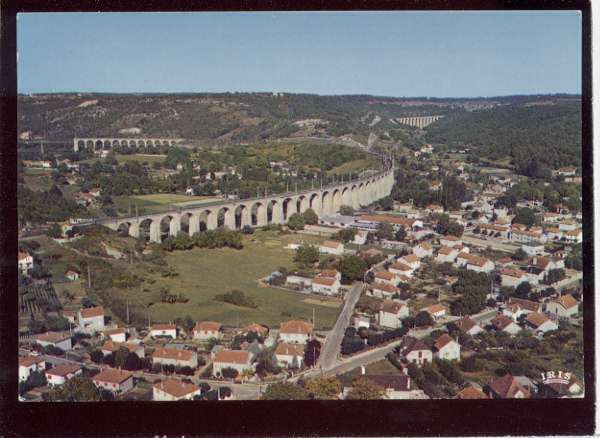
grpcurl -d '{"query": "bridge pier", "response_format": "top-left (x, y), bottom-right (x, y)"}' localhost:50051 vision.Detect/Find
top-left (224, 211), bottom-right (236, 229)
top-left (272, 203), bottom-right (284, 224)
top-left (149, 221), bottom-right (161, 243)
top-left (206, 212), bottom-right (218, 230)
top-left (128, 223), bottom-right (140, 239)
top-left (188, 214), bottom-right (200, 236)
top-left (241, 209), bottom-right (252, 228)
top-left (256, 205), bottom-right (268, 226)
top-left (169, 216), bottom-right (181, 236)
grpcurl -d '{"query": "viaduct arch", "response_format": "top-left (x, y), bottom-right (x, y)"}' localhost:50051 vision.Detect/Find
top-left (73, 137), bottom-right (184, 152)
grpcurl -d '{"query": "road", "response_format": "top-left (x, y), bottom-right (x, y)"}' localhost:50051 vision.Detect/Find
top-left (462, 234), bottom-right (520, 253)
top-left (316, 282), bottom-right (365, 372)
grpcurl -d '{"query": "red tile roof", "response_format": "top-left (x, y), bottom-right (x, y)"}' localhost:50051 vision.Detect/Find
top-left (525, 312), bottom-right (551, 328)
top-left (313, 276), bottom-right (337, 286)
top-left (151, 324), bottom-right (177, 331)
top-left (46, 364), bottom-right (82, 377)
top-left (19, 356), bottom-right (45, 367)
top-left (280, 320), bottom-right (313, 335)
top-left (93, 368), bottom-right (133, 384)
top-left (154, 379), bottom-right (200, 398)
top-left (318, 269), bottom-right (339, 278)
top-left (381, 299), bottom-right (405, 314)
top-left (487, 374), bottom-right (530, 399)
top-left (193, 321), bottom-right (221, 332)
top-left (456, 386), bottom-right (488, 399)
top-left (360, 215), bottom-right (415, 228)
top-left (508, 297), bottom-right (540, 313)
top-left (434, 334), bottom-right (455, 351)
top-left (491, 314), bottom-right (516, 331)
top-left (556, 294), bottom-right (578, 310)
top-left (79, 306), bottom-right (104, 319)
top-left (375, 271), bottom-right (395, 280)
top-left (152, 348), bottom-right (195, 361)
top-left (371, 282), bottom-right (400, 294)
top-left (213, 349), bottom-right (251, 365)
top-left (275, 342), bottom-right (305, 356)
top-left (35, 332), bottom-right (70, 344)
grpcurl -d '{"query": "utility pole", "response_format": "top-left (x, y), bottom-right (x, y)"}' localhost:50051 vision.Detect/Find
top-left (126, 299), bottom-right (130, 325)
top-left (312, 308), bottom-right (316, 336)
top-left (87, 264), bottom-right (91, 289)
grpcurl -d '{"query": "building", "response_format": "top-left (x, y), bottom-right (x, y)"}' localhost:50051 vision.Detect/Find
top-left (485, 374), bottom-right (530, 399)
top-left (455, 316), bottom-right (484, 336)
top-left (371, 282), bottom-right (400, 299)
top-left (508, 297), bottom-right (540, 314)
top-left (374, 270), bottom-right (399, 285)
top-left (19, 356), bottom-right (46, 381)
top-left (279, 320), bottom-right (313, 344)
top-left (465, 255), bottom-right (495, 273)
top-left (46, 364), bottom-right (83, 386)
top-left (358, 215), bottom-right (421, 231)
top-left (150, 324), bottom-right (177, 339)
top-left (152, 348), bottom-right (198, 369)
top-left (193, 321), bottom-right (222, 341)
top-left (78, 306), bottom-right (105, 332)
top-left (439, 235), bottom-right (462, 248)
top-left (18, 251), bottom-right (34, 275)
top-left (101, 327), bottom-right (127, 343)
top-left (274, 342), bottom-right (305, 368)
top-left (312, 275), bottom-right (341, 295)
top-left (491, 314), bottom-right (521, 335)
top-left (365, 375), bottom-right (427, 400)
top-left (413, 242), bottom-right (433, 259)
top-left (353, 230), bottom-right (369, 245)
top-left (435, 246), bottom-right (459, 264)
top-left (241, 323), bottom-right (269, 338)
top-left (93, 369), bottom-right (134, 394)
top-left (35, 332), bottom-right (72, 351)
top-left (212, 349), bottom-right (253, 377)
top-left (398, 336), bottom-right (432, 366)
top-left (65, 270), bottom-right (80, 281)
top-left (398, 254), bottom-right (421, 270)
top-left (546, 294), bottom-right (579, 318)
top-left (319, 240), bottom-right (344, 255)
top-left (153, 379), bottom-right (201, 401)
top-left (524, 312), bottom-right (558, 334)
top-left (101, 340), bottom-right (145, 358)
top-left (318, 269), bottom-right (341, 281)
top-left (500, 268), bottom-right (527, 288)
top-left (422, 304), bottom-right (447, 320)
top-left (388, 262), bottom-right (413, 278)
top-left (378, 300), bottom-right (409, 328)
top-left (522, 242), bottom-right (545, 256)
top-left (433, 334), bottom-right (461, 361)
top-left (511, 229), bottom-right (545, 244)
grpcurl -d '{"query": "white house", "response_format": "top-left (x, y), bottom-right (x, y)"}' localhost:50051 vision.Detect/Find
top-left (370, 282), bottom-right (400, 299)
top-left (374, 270), bottom-right (399, 285)
top-left (279, 320), bottom-right (313, 344)
top-left (500, 268), bottom-right (527, 288)
top-left (101, 327), bottom-right (127, 343)
top-left (439, 235), bottom-right (462, 248)
top-left (413, 242), bottom-right (434, 259)
top-left (435, 246), bottom-right (459, 264)
top-left (65, 270), bottom-right (80, 281)
top-left (455, 316), bottom-right (484, 336)
top-left (397, 254), bottom-right (421, 271)
top-left (152, 348), bottom-right (198, 369)
top-left (525, 312), bottom-right (558, 334)
top-left (93, 369), bottom-right (134, 394)
top-left (319, 240), bottom-right (344, 255)
top-left (388, 262), bottom-right (413, 278)
top-left (312, 276), bottom-right (341, 295)
top-left (491, 314), bottom-right (521, 335)
top-left (353, 230), bottom-right (369, 245)
top-left (274, 342), bottom-right (305, 368)
top-left (78, 306), bottom-right (105, 333)
top-left (101, 340), bottom-right (145, 358)
top-left (18, 251), bottom-right (34, 275)
top-left (317, 269), bottom-right (341, 281)
top-left (422, 304), bottom-right (447, 320)
top-left (45, 364), bottom-right (82, 386)
top-left (35, 332), bottom-right (72, 351)
top-left (378, 300), bottom-right (409, 329)
top-left (150, 324), bottom-right (177, 339)
top-left (153, 379), bottom-right (201, 401)
top-left (398, 337), bottom-right (432, 366)
top-left (193, 321), bottom-right (222, 341)
top-left (522, 242), bottom-right (545, 256)
top-left (465, 255), bottom-right (495, 273)
top-left (545, 294), bottom-right (579, 318)
top-left (212, 349), bottom-right (253, 377)
top-left (433, 334), bottom-right (461, 361)
top-left (19, 356), bottom-right (46, 381)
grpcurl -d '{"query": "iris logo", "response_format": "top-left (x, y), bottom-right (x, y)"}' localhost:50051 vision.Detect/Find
top-left (540, 370), bottom-right (572, 385)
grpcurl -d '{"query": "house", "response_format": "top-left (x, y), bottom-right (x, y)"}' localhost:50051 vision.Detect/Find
top-left (491, 314), bottom-right (521, 335)
top-left (413, 242), bottom-right (433, 259)
top-left (439, 235), bottom-right (462, 248)
top-left (465, 255), bottom-right (494, 273)
top-left (455, 316), bottom-right (484, 336)
top-left (370, 282), bottom-right (400, 299)
top-left (353, 315), bottom-right (371, 329)
top-left (500, 268), bottom-right (527, 288)
top-left (502, 303), bottom-right (526, 322)
top-left (18, 251), bottom-right (34, 275)
top-left (312, 275), bottom-right (341, 295)
top-left (528, 256), bottom-right (564, 273)
top-left (285, 275), bottom-right (313, 290)
top-left (435, 246), bottom-right (459, 263)
top-left (511, 228), bottom-right (546, 244)
top-left (101, 340), bottom-right (145, 358)
top-left (398, 254), bottom-right (421, 270)
top-left (524, 312), bottom-right (558, 334)
top-left (153, 379), bottom-right (201, 401)
top-left (564, 229), bottom-right (582, 243)
top-left (193, 321), bottom-right (222, 341)
top-left (78, 306), bottom-right (105, 332)
top-left (19, 356), bottom-right (46, 381)
top-left (546, 294), bottom-right (579, 318)
top-left (359, 248), bottom-right (384, 260)
top-left (522, 242), bottom-right (545, 256)
top-left (455, 386), bottom-right (489, 399)
top-left (358, 215), bottom-right (422, 232)
top-left (398, 336), bottom-right (432, 366)
top-left (241, 323), bottom-right (269, 338)
top-left (35, 332), bottom-right (72, 351)
top-left (93, 369), bottom-right (134, 394)
top-left (101, 327), bottom-right (127, 343)
top-left (319, 240), bottom-right (344, 255)
top-left (433, 334), bottom-right (461, 361)
top-left (422, 304), bottom-right (447, 320)
top-left (152, 348), bottom-right (198, 369)
top-left (353, 230), bottom-right (369, 245)
top-left (541, 375), bottom-right (583, 398)
top-left (279, 320), bottom-right (313, 344)
top-left (62, 310), bottom-right (77, 324)
top-left (65, 270), bottom-right (80, 281)
top-left (485, 374), bottom-right (530, 399)
top-left (374, 270), bottom-right (399, 285)
top-left (212, 350), bottom-right (253, 377)
top-left (479, 223), bottom-right (511, 240)
top-left (508, 297), bottom-right (540, 314)
top-left (556, 166), bottom-right (577, 177)
top-left (388, 262), bottom-right (413, 278)
top-left (150, 324), bottom-right (177, 339)
top-left (45, 364), bottom-right (82, 386)
top-left (365, 375), bottom-right (427, 400)
top-left (454, 252), bottom-right (473, 268)
top-left (426, 204), bottom-right (444, 214)
top-left (274, 342), bottom-right (305, 368)
top-left (88, 187), bottom-right (102, 198)
top-left (378, 300), bottom-right (409, 329)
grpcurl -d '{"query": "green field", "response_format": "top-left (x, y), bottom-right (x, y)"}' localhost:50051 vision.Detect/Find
top-left (338, 359), bottom-right (401, 386)
top-left (327, 158), bottom-right (378, 176)
top-left (116, 154), bottom-right (166, 164)
top-left (133, 230), bottom-right (340, 329)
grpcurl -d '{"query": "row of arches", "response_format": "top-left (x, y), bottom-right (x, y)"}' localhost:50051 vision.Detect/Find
top-left (74, 138), bottom-right (179, 151)
top-left (111, 178), bottom-right (392, 243)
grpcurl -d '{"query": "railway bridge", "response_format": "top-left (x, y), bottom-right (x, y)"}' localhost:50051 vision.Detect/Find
top-left (73, 137), bottom-right (184, 152)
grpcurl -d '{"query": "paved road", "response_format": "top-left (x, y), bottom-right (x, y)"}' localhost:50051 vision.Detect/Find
top-left (471, 308), bottom-right (498, 324)
top-left (462, 234), bottom-right (519, 253)
top-left (317, 282), bottom-right (365, 372)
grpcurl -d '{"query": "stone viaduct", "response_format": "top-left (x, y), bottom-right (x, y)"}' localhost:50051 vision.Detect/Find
top-left (73, 137), bottom-right (184, 152)
top-left (97, 165), bottom-right (395, 244)
top-left (395, 115), bottom-right (444, 129)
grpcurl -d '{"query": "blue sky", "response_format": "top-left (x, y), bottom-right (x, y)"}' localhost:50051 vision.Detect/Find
top-left (17, 11), bottom-right (581, 97)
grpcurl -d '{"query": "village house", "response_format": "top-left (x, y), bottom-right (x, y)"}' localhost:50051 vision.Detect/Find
top-left (353, 315), bottom-right (371, 329)
top-left (545, 294), bottom-right (579, 319)
top-left (433, 334), bottom-right (461, 361)
top-left (101, 340), bottom-right (145, 358)
top-left (65, 270), bottom-right (80, 281)
top-left (62, 310), bottom-right (77, 324)
top-left (312, 275), bottom-right (341, 295)
top-left (564, 229), bottom-right (583, 243)
top-left (502, 302), bottom-right (526, 322)
top-left (212, 349), bottom-right (253, 377)
top-left (319, 240), bottom-right (344, 255)
top-left (422, 304), bottom-right (447, 320)
top-left (522, 242), bottom-right (545, 256)
top-left (524, 312), bottom-right (558, 334)
top-left (555, 166), bottom-right (577, 177)
top-left (454, 252), bottom-right (473, 269)
top-left (378, 300), bottom-right (409, 329)
top-left (528, 255), bottom-right (565, 273)
top-left (318, 269), bottom-right (342, 281)
top-left (426, 204), bottom-right (444, 214)
top-left (388, 262), bottom-right (413, 278)
top-left (274, 342), bottom-right (305, 368)
top-left (19, 356), bottom-right (46, 381)
top-left (45, 364), bottom-right (83, 386)
top-left (35, 332), bottom-right (72, 351)
top-left (78, 306), bottom-right (105, 333)
top-left (358, 214), bottom-right (422, 232)
top-left (193, 321), bottom-right (223, 341)
top-left (93, 369), bottom-right (134, 394)
top-left (152, 348), bottom-right (198, 369)
top-left (491, 314), bottom-right (521, 335)
top-left (370, 282), bottom-right (401, 299)
top-left (153, 379), bottom-right (201, 401)
top-left (485, 374), bottom-right (530, 399)
top-left (364, 375), bottom-right (427, 400)
top-left (511, 228), bottom-right (546, 244)
top-left (398, 336), bottom-right (432, 366)
top-left (478, 223), bottom-right (511, 240)
top-left (500, 268), bottom-right (527, 288)
top-left (18, 251), bottom-right (34, 276)
top-left (241, 323), bottom-right (269, 338)
top-left (101, 327), bottom-right (127, 343)
top-left (397, 254), bottom-right (421, 271)
top-left (455, 316), bottom-right (484, 336)
top-left (353, 230), bottom-right (369, 245)
top-left (435, 246), bottom-right (459, 264)
top-left (150, 324), bottom-right (177, 339)
top-left (413, 242), bottom-right (434, 259)
top-left (439, 235), bottom-right (462, 248)
top-left (279, 320), bottom-right (313, 344)
top-left (374, 270), bottom-right (399, 285)
top-left (508, 297), bottom-right (540, 314)
top-left (465, 255), bottom-right (495, 273)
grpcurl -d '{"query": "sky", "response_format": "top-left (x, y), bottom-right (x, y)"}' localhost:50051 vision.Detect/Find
top-left (17, 11), bottom-right (582, 98)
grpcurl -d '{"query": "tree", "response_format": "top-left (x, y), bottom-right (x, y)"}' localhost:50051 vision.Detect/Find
top-left (334, 227), bottom-right (357, 243)
top-left (304, 338), bottom-right (321, 368)
top-left (512, 248), bottom-right (528, 261)
top-left (302, 209), bottom-right (319, 225)
top-left (287, 213), bottom-right (306, 231)
top-left (512, 208), bottom-right (536, 228)
top-left (90, 349), bottom-right (103, 364)
top-left (123, 352), bottom-right (141, 371)
top-left (415, 311), bottom-right (434, 327)
top-left (379, 196), bottom-right (393, 211)
top-left (515, 282), bottom-right (532, 299)
top-left (447, 222), bottom-right (464, 237)
top-left (46, 223), bottom-right (63, 238)
top-left (346, 377), bottom-right (384, 400)
top-left (242, 225), bottom-right (254, 234)
top-left (339, 205), bottom-right (354, 215)
top-left (440, 175), bottom-right (468, 210)
top-left (435, 214), bottom-right (450, 235)
top-left (394, 226), bottom-right (406, 242)
top-left (337, 255), bottom-right (368, 283)
top-left (46, 376), bottom-right (102, 401)
top-left (305, 377), bottom-right (342, 400)
top-left (294, 244), bottom-right (319, 267)
top-left (451, 270), bottom-right (490, 315)
top-left (375, 222), bottom-right (394, 240)
top-left (221, 367), bottom-right (239, 379)
top-left (545, 268), bottom-right (566, 285)
top-left (261, 382), bottom-right (310, 400)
